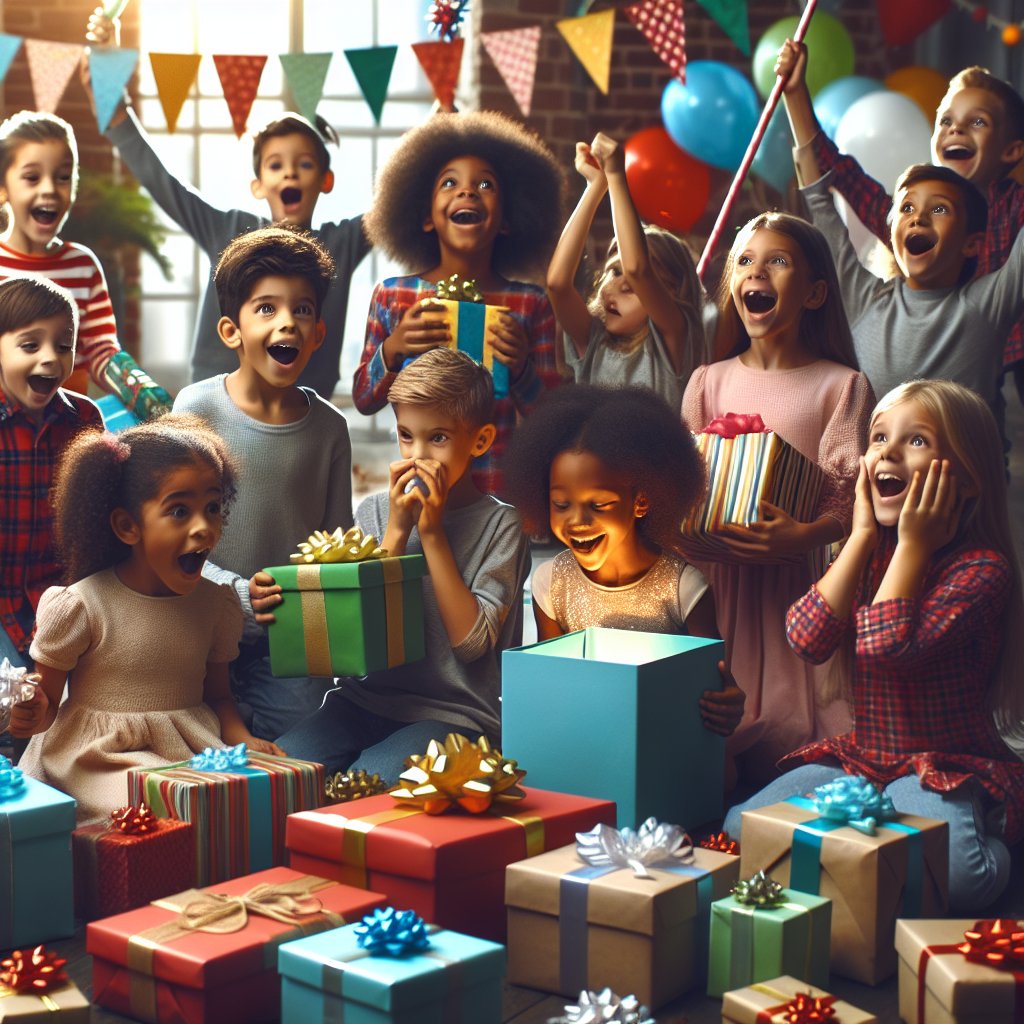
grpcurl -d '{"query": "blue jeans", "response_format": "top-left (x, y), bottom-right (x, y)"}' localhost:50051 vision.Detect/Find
top-left (275, 687), bottom-right (459, 783)
top-left (724, 763), bottom-right (1012, 911)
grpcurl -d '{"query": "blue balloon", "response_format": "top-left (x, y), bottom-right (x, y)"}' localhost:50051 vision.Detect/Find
top-left (813, 76), bottom-right (885, 140)
top-left (661, 61), bottom-right (759, 173)
top-left (752, 106), bottom-right (793, 193)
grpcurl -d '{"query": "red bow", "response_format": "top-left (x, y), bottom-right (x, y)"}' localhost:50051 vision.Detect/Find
top-left (704, 412), bottom-right (767, 438)
top-left (782, 992), bottom-right (837, 1023)
top-left (958, 919), bottom-right (1024, 967)
top-left (109, 803), bottom-right (158, 834)
top-left (0, 946), bottom-right (67, 994)
top-left (699, 830), bottom-right (739, 855)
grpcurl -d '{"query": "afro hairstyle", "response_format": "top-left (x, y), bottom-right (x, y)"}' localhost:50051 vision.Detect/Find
top-left (504, 384), bottom-right (706, 553)
top-left (363, 110), bottom-right (565, 281)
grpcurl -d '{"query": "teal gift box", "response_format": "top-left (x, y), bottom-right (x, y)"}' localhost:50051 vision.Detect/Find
top-left (0, 768), bottom-right (76, 948)
top-left (96, 393), bottom-right (142, 433)
top-left (707, 888), bottom-right (832, 998)
top-left (502, 627), bottom-right (725, 829)
top-left (278, 920), bottom-right (505, 1023)
top-left (266, 556), bottom-right (427, 679)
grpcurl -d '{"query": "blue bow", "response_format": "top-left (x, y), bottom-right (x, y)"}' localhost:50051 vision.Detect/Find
top-left (188, 742), bottom-right (249, 771)
top-left (0, 754), bottom-right (26, 801)
top-left (355, 907), bottom-right (432, 957)
top-left (812, 774), bottom-right (896, 835)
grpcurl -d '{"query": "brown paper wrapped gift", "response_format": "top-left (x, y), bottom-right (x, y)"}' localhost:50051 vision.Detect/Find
top-left (739, 799), bottom-right (948, 984)
top-left (722, 974), bottom-right (878, 1023)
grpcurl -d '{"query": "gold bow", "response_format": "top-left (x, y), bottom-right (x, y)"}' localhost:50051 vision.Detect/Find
top-left (325, 768), bottom-right (389, 803)
top-left (434, 273), bottom-right (484, 303)
top-left (178, 882), bottom-right (326, 934)
top-left (290, 526), bottom-right (387, 565)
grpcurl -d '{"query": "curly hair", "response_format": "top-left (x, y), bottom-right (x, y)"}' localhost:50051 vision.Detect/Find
top-left (504, 385), bottom-right (705, 552)
top-left (363, 111), bottom-right (564, 280)
top-left (52, 413), bottom-right (238, 584)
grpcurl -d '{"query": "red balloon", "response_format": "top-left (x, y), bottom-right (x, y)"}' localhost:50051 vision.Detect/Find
top-left (877, 0), bottom-right (951, 47)
top-left (623, 126), bottom-right (711, 234)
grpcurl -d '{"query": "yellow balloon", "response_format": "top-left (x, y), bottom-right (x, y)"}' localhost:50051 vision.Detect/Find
top-left (885, 65), bottom-right (948, 124)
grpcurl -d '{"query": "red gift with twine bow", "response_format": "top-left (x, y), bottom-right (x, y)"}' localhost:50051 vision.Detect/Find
top-left (704, 412), bottom-right (767, 439)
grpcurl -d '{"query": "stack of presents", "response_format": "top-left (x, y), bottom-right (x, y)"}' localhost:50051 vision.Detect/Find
top-left (2, 421), bottom-right (1018, 1023)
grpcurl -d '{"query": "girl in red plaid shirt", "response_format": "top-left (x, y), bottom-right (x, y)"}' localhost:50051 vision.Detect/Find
top-left (726, 380), bottom-right (1024, 910)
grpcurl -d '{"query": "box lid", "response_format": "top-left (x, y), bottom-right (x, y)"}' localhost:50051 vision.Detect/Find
top-left (1, 774), bottom-right (76, 841)
top-left (506, 627), bottom-right (722, 669)
top-left (278, 923), bottom-right (504, 1011)
top-left (721, 975), bottom-right (877, 1024)
top-left (267, 555), bottom-right (427, 592)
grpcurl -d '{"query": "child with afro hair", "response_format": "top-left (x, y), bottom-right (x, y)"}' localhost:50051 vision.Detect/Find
top-left (354, 110), bottom-right (565, 498)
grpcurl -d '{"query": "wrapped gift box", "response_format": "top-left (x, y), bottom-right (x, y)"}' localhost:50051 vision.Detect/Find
top-left (285, 787), bottom-right (616, 943)
top-left (73, 815), bottom-right (195, 920)
top-left (502, 627), bottom-right (725, 829)
top-left (278, 918), bottom-right (505, 1023)
top-left (266, 555), bottom-right (427, 679)
top-left (896, 918), bottom-right (1024, 1024)
top-left (722, 974), bottom-right (878, 1023)
top-left (0, 975), bottom-right (91, 1022)
top-left (95, 393), bottom-right (141, 433)
top-left (86, 865), bottom-right (386, 1024)
top-left (0, 767), bottom-right (75, 949)
top-left (128, 752), bottom-right (324, 886)
top-left (707, 888), bottom-right (831, 998)
top-left (740, 797), bottom-right (948, 984)
top-left (505, 840), bottom-right (739, 1008)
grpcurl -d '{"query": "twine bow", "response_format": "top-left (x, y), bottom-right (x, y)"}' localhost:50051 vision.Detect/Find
top-left (704, 412), bottom-right (767, 438)
top-left (290, 526), bottom-right (387, 565)
top-left (732, 869), bottom-right (787, 908)
top-left (0, 946), bottom-right (67, 994)
top-left (188, 742), bottom-right (248, 771)
top-left (549, 988), bottom-right (654, 1024)
top-left (811, 774), bottom-right (896, 835)
top-left (576, 817), bottom-right (693, 880)
top-left (110, 803), bottom-right (158, 834)
top-left (957, 919), bottom-right (1024, 967)
top-left (177, 882), bottom-right (326, 934)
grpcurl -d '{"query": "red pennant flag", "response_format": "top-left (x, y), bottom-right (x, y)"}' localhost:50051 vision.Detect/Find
top-left (412, 39), bottom-right (464, 112)
top-left (212, 54), bottom-right (267, 137)
top-left (625, 0), bottom-right (686, 83)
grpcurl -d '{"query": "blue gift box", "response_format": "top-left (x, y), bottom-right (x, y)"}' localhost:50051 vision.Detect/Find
top-left (502, 627), bottom-right (726, 829)
top-left (95, 393), bottom-right (141, 433)
top-left (278, 922), bottom-right (505, 1023)
top-left (0, 771), bottom-right (76, 947)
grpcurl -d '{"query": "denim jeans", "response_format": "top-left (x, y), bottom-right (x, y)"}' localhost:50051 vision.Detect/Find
top-left (723, 762), bottom-right (1012, 911)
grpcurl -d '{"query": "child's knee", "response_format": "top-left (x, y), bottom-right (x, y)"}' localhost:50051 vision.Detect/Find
top-left (948, 831), bottom-right (1011, 911)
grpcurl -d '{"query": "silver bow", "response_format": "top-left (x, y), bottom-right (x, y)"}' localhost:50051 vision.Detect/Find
top-left (0, 658), bottom-right (34, 734)
top-left (549, 988), bottom-right (655, 1024)
top-left (576, 817), bottom-right (694, 880)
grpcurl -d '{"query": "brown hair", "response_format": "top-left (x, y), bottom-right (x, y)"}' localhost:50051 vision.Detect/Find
top-left (251, 111), bottom-right (337, 176)
top-left (0, 275), bottom-right (78, 339)
top-left (894, 162), bottom-right (989, 236)
top-left (386, 347), bottom-right (495, 429)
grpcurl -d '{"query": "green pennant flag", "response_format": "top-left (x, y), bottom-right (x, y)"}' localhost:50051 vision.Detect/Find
top-left (697, 0), bottom-right (750, 56)
top-left (280, 52), bottom-right (332, 124)
top-left (344, 45), bottom-right (397, 125)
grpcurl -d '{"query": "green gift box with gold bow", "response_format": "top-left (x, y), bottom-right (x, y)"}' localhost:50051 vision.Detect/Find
top-left (266, 555), bottom-right (427, 679)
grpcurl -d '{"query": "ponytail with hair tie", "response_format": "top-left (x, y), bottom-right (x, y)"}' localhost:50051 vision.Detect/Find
top-left (100, 432), bottom-right (130, 464)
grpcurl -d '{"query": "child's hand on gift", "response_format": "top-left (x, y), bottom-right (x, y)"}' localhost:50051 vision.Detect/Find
top-left (590, 132), bottom-right (625, 176)
top-left (699, 663), bottom-right (746, 736)
top-left (574, 142), bottom-right (606, 185)
top-left (249, 571), bottom-right (283, 625)
top-left (381, 301), bottom-right (450, 371)
top-left (774, 38), bottom-right (808, 95)
top-left (9, 674), bottom-right (47, 737)
top-left (897, 459), bottom-right (961, 558)
top-left (489, 312), bottom-right (528, 380)
top-left (248, 736), bottom-right (287, 757)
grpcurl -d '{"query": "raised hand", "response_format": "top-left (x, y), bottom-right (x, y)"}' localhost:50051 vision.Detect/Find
top-left (590, 131), bottom-right (625, 176)
top-left (574, 141), bottom-right (605, 185)
top-left (774, 38), bottom-right (808, 95)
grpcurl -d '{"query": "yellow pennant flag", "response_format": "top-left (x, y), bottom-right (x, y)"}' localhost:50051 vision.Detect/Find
top-left (149, 53), bottom-right (201, 133)
top-left (555, 9), bottom-right (615, 95)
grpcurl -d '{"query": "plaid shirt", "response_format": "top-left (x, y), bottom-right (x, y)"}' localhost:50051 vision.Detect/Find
top-left (782, 535), bottom-right (1024, 844)
top-left (812, 132), bottom-right (1024, 369)
top-left (352, 275), bottom-right (560, 498)
top-left (0, 386), bottom-right (101, 653)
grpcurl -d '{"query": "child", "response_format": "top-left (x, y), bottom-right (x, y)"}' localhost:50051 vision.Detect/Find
top-left (0, 110), bottom-right (170, 415)
top-left (10, 414), bottom-right (283, 824)
top-left (683, 212), bottom-right (875, 785)
top-left (504, 384), bottom-right (745, 739)
top-left (726, 380), bottom-right (1024, 910)
top-left (274, 347), bottom-right (530, 781)
top-left (354, 110), bottom-right (564, 497)
top-left (546, 132), bottom-right (706, 410)
top-left (173, 226), bottom-right (353, 741)
top-left (0, 276), bottom-right (100, 670)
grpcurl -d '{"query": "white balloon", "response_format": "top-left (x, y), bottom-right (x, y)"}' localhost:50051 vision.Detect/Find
top-left (834, 91), bottom-right (932, 193)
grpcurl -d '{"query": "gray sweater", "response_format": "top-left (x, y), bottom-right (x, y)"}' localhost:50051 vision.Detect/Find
top-left (803, 172), bottom-right (1024, 407)
top-left (107, 109), bottom-right (370, 397)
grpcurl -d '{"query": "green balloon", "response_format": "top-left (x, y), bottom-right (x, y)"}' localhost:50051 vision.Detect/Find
top-left (752, 12), bottom-right (855, 100)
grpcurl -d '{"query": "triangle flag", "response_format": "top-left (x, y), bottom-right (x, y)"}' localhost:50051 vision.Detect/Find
top-left (481, 26), bottom-right (541, 118)
top-left (344, 45), bottom-right (397, 125)
top-left (88, 47), bottom-right (139, 134)
top-left (696, 0), bottom-right (750, 56)
top-left (213, 54), bottom-right (267, 138)
top-left (24, 40), bottom-right (83, 114)
top-left (625, 0), bottom-right (686, 83)
top-left (280, 52), bottom-right (332, 125)
top-left (412, 39), bottom-right (464, 112)
top-left (149, 53), bottom-right (201, 133)
top-left (0, 34), bottom-right (22, 85)
top-left (555, 10), bottom-right (615, 95)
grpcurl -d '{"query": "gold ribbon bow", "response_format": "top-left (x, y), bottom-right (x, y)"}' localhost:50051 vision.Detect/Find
top-left (326, 769), bottom-right (389, 803)
top-left (433, 273), bottom-right (484, 303)
top-left (290, 526), bottom-right (387, 565)
top-left (177, 882), bottom-right (326, 934)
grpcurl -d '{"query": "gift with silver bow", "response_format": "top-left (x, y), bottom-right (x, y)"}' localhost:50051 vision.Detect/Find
top-left (0, 657), bottom-right (35, 735)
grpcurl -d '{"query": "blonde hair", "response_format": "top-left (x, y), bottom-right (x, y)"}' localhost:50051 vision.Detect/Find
top-left (387, 347), bottom-right (495, 428)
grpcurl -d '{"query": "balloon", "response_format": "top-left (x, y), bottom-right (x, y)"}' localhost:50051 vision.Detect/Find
top-left (752, 13), bottom-right (854, 100)
top-left (623, 126), bottom-right (711, 234)
top-left (885, 65), bottom-right (948, 123)
top-left (877, 0), bottom-right (951, 47)
top-left (813, 76), bottom-right (885, 140)
top-left (751, 106), bottom-right (794, 193)
top-left (835, 90), bottom-right (932, 192)
top-left (661, 61), bottom-right (759, 173)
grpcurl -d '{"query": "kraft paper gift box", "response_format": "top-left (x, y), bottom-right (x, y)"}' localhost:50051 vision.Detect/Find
top-left (265, 555), bottom-right (427, 679)
top-left (505, 840), bottom-right (739, 1008)
top-left (128, 751), bottom-right (324, 886)
top-left (896, 918), bottom-right (1024, 1024)
top-left (278, 918), bottom-right (505, 1024)
top-left (502, 627), bottom-right (726, 829)
top-left (739, 797), bottom-right (948, 985)
top-left (0, 968), bottom-right (91, 1023)
top-left (721, 974), bottom-right (878, 1024)
top-left (285, 787), bottom-right (616, 943)
top-left (86, 865), bottom-right (386, 1024)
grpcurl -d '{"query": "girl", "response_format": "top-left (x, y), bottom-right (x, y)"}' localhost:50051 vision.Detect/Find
top-left (504, 384), bottom-right (745, 738)
top-left (10, 414), bottom-right (282, 823)
top-left (682, 212), bottom-right (875, 785)
top-left (354, 111), bottom-right (564, 498)
top-left (726, 380), bottom-right (1024, 909)
top-left (546, 132), bottom-right (706, 410)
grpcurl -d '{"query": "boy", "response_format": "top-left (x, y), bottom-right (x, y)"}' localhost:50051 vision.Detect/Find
top-left (173, 226), bottom-right (353, 740)
top-left (273, 347), bottom-right (531, 780)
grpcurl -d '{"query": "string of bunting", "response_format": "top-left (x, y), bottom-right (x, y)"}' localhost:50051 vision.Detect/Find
top-left (950, 0), bottom-right (1024, 46)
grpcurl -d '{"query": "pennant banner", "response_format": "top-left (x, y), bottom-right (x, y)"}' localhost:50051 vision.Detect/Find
top-left (555, 9), bottom-right (615, 95)
top-left (89, 47), bottom-right (139, 134)
top-left (149, 52), bottom-right (201, 134)
top-left (625, 0), bottom-right (686, 83)
top-left (280, 51), bottom-right (332, 125)
top-left (24, 39), bottom-right (83, 114)
top-left (412, 38), bottom-right (463, 111)
top-left (481, 25), bottom-right (541, 118)
top-left (344, 45), bottom-right (397, 125)
top-left (213, 53), bottom-right (267, 137)
top-left (696, 0), bottom-right (751, 56)
top-left (0, 34), bottom-right (22, 85)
